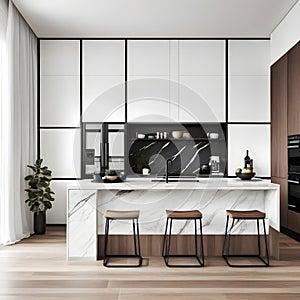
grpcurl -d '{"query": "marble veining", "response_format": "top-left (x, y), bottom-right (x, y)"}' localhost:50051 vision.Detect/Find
top-left (68, 190), bottom-right (97, 259)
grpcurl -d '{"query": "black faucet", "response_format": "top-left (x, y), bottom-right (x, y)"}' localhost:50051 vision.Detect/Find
top-left (165, 158), bottom-right (173, 183)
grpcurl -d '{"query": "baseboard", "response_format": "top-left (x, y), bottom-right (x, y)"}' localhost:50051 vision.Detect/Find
top-left (281, 226), bottom-right (300, 242)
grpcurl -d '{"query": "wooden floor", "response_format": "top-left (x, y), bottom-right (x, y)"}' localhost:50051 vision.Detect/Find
top-left (1, 226), bottom-right (300, 299)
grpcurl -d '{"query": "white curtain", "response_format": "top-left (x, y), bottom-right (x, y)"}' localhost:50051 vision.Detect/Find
top-left (0, 0), bottom-right (37, 245)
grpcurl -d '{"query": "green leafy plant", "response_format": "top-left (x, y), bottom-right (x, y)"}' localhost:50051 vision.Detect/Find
top-left (105, 169), bottom-right (117, 176)
top-left (24, 159), bottom-right (55, 213)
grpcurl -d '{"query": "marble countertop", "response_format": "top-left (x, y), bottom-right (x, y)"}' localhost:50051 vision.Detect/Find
top-left (67, 178), bottom-right (279, 190)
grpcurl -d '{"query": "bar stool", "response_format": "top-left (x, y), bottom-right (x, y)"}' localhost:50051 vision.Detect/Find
top-left (103, 210), bottom-right (143, 267)
top-left (162, 210), bottom-right (204, 267)
top-left (222, 210), bottom-right (269, 267)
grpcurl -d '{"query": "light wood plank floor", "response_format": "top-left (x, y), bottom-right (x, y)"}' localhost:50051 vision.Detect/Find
top-left (1, 226), bottom-right (300, 299)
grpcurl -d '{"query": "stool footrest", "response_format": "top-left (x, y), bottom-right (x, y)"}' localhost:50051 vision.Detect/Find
top-left (223, 254), bottom-right (269, 267)
top-left (163, 254), bottom-right (204, 268)
top-left (103, 255), bottom-right (143, 268)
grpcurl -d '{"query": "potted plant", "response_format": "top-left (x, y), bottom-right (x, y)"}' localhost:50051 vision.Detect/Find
top-left (24, 159), bottom-right (55, 234)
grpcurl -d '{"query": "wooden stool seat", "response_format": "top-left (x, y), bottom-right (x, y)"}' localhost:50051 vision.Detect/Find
top-left (104, 210), bottom-right (140, 220)
top-left (166, 210), bottom-right (202, 219)
top-left (226, 210), bottom-right (266, 220)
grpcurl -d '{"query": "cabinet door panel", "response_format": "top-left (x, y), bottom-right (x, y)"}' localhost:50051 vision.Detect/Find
top-left (128, 40), bottom-right (169, 76)
top-left (40, 76), bottom-right (80, 127)
top-left (83, 40), bottom-right (125, 75)
top-left (179, 40), bottom-right (225, 75)
top-left (229, 76), bottom-right (270, 122)
top-left (82, 76), bottom-right (125, 122)
top-left (287, 42), bottom-right (300, 136)
top-left (228, 125), bottom-right (270, 177)
top-left (179, 76), bottom-right (225, 122)
top-left (271, 55), bottom-right (287, 178)
top-left (40, 129), bottom-right (81, 178)
top-left (127, 76), bottom-right (170, 122)
top-left (229, 40), bottom-right (270, 76)
top-left (40, 40), bottom-right (79, 75)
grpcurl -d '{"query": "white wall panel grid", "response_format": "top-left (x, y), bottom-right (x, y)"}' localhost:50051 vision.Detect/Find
top-left (40, 40), bottom-right (80, 75)
top-left (228, 124), bottom-right (270, 177)
top-left (128, 40), bottom-right (169, 76)
top-left (228, 76), bottom-right (270, 122)
top-left (40, 129), bottom-right (81, 178)
top-left (40, 76), bottom-right (80, 126)
top-left (82, 75), bottom-right (125, 122)
top-left (229, 40), bottom-right (270, 76)
top-left (228, 40), bottom-right (270, 122)
top-left (179, 40), bottom-right (225, 75)
top-left (83, 40), bottom-right (125, 75)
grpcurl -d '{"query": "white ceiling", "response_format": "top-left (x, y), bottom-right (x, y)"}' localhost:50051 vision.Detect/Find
top-left (12, 0), bottom-right (299, 38)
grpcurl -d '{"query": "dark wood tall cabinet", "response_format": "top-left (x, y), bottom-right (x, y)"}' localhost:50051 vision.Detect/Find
top-left (287, 42), bottom-right (300, 136)
top-left (271, 41), bottom-right (300, 231)
top-left (271, 54), bottom-right (288, 228)
top-left (271, 54), bottom-right (288, 179)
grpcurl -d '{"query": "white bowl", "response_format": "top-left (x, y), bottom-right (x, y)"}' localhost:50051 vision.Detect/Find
top-left (137, 133), bottom-right (145, 139)
top-left (172, 131), bottom-right (183, 139)
top-left (209, 133), bottom-right (219, 139)
top-left (182, 132), bottom-right (191, 139)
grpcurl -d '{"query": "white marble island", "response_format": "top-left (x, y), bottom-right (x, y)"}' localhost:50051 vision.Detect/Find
top-left (67, 178), bottom-right (280, 260)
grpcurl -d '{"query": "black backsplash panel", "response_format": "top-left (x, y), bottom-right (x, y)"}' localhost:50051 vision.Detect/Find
top-left (126, 123), bottom-right (227, 176)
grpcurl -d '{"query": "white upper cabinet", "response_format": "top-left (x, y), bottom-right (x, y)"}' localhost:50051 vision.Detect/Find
top-left (40, 40), bottom-right (80, 127)
top-left (229, 40), bottom-right (270, 76)
top-left (179, 40), bottom-right (225, 75)
top-left (178, 40), bottom-right (225, 122)
top-left (128, 40), bottom-right (169, 76)
top-left (40, 40), bottom-right (80, 75)
top-left (83, 40), bottom-right (124, 75)
top-left (82, 40), bottom-right (125, 122)
top-left (127, 40), bottom-right (170, 122)
top-left (228, 40), bottom-right (270, 122)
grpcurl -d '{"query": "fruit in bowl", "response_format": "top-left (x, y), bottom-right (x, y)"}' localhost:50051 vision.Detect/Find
top-left (104, 169), bottom-right (119, 181)
top-left (236, 168), bottom-right (255, 180)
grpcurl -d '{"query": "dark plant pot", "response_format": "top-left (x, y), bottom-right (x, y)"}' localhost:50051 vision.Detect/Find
top-left (34, 211), bottom-right (46, 234)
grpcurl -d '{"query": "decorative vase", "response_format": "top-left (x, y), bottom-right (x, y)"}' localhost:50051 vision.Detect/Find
top-left (34, 211), bottom-right (46, 234)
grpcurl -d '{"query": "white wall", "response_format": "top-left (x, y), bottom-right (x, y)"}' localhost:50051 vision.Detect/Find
top-left (270, 1), bottom-right (300, 65)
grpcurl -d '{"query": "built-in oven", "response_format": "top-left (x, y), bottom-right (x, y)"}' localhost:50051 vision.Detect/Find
top-left (288, 135), bottom-right (300, 212)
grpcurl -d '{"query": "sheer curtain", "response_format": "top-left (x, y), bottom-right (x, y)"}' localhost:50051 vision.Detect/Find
top-left (0, 0), bottom-right (37, 245)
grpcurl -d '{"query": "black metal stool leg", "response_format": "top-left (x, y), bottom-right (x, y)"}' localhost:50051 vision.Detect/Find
top-left (222, 216), bottom-right (229, 256)
top-left (257, 219), bottom-right (261, 256)
top-left (194, 219), bottom-right (198, 256)
top-left (162, 218), bottom-right (169, 256)
top-left (165, 218), bottom-right (173, 265)
top-left (223, 217), bottom-right (270, 268)
top-left (263, 219), bottom-right (270, 266)
top-left (163, 217), bottom-right (204, 268)
top-left (199, 218), bottom-right (205, 266)
top-left (103, 219), bottom-right (110, 266)
top-left (103, 217), bottom-right (142, 268)
top-left (133, 219), bottom-right (137, 255)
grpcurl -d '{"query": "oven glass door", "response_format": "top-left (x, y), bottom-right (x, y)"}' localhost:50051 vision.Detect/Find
top-left (288, 179), bottom-right (300, 213)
